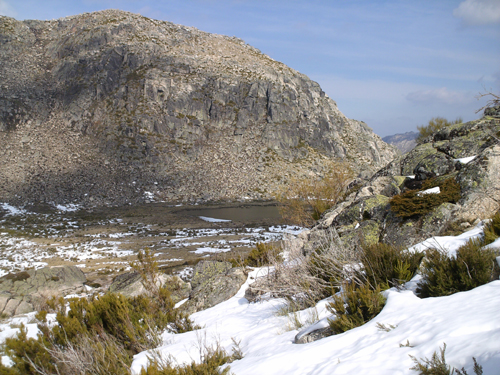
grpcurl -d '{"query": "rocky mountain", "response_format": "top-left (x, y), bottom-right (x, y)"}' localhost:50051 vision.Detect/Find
top-left (0, 10), bottom-right (397, 207)
top-left (382, 131), bottom-right (417, 154)
top-left (300, 111), bottom-right (500, 250)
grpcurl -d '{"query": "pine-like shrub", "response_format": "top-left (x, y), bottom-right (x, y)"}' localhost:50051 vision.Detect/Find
top-left (243, 242), bottom-right (282, 267)
top-left (416, 117), bottom-right (463, 144)
top-left (390, 178), bottom-right (461, 218)
top-left (141, 348), bottom-right (232, 375)
top-left (410, 343), bottom-right (483, 375)
top-left (2, 250), bottom-right (195, 375)
top-left (360, 243), bottom-right (424, 290)
top-left (410, 344), bottom-right (453, 375)
top-left (482, 211), bottom-right (500, 245)
top-left (416, 238), bottom-right (500, 298)
top-left (327, 283), bottom-right (386, 334)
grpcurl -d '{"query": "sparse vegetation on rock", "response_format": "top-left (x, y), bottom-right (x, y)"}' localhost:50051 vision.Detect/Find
top-left (416, 117), bottom-right (463, 144)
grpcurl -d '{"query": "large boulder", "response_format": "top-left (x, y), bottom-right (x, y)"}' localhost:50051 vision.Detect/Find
top-left (182, 261), bottom-right (247, 314)
top-left (108, 272), bottom-right (190, 303)
top-left (0, 266), bottom-right (86, 316)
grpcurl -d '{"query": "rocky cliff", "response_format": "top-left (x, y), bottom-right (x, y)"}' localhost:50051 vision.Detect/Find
top-left (0, 10), bottom-right (396, 207)
top-left (303, 111), bottom-right (500, 250)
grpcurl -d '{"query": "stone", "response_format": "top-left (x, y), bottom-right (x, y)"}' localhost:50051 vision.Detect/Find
top-left (0, 266), bottom-right (86, 316)
top-left (108, 272), bottom-right (190, 303)
top-left (183, 261), bottom-right (247, 314)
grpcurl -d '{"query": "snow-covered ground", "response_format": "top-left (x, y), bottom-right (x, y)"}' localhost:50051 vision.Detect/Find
top-left (131, 223), bottom-right (500, 375)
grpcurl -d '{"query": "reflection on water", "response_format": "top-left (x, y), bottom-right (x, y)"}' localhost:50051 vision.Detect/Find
top-left (184, 205), bottom-right (281, 222)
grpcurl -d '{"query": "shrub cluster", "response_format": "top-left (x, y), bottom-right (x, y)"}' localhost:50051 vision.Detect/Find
top-left (0, 250), bottom-right (195, 375)
top-left (410, 343), bottom-right (483, 375)
top-left (417, 236), bottom-right (500, 298)
top-left (360, 243), bottom-right (424, 290)
top-left (327, 283), bottom-right (386, 335)
top-left (141, 348), bottom-right (233, 375)
top-left (237, 242), bottom-right (282, 267)
top-left (416, 117), bottom-right (463, 144)
top-left (390, 178), bottom-right (461, 218)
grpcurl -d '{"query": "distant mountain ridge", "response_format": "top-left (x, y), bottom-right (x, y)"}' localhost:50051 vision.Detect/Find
top-left (382, 131), bottom-right (417, 154)
top-left (0, 10), bottom-right (397, 207)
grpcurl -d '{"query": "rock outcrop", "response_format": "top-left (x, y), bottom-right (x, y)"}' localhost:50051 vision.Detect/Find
top-left (0, 266), bottom-right (86, 316)
top-left (182, 260), bottom-right (247, 314)
top-left (0, 10), bottom-right (397, 207)
top-left (109, 271), bottom-right (190, 303)
top-left (306, 115), bottom-right (500, 250)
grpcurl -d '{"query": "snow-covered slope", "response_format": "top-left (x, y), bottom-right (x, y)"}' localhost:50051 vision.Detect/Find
top-left (132, 224), bottom-right (500, 375)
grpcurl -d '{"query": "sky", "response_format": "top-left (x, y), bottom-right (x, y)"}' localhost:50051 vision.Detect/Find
top-left (1, 0), bottom-right (499, 137)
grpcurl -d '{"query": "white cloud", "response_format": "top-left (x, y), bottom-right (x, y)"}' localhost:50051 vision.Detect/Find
top-left (0, 0), bottom-right (16, 17)
top-left (406, 87), bottom-right (473, 106)
top-left (453, 0), bottom-right (500, 25)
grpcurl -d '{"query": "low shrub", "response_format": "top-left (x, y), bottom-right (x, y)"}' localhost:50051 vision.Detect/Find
top-left (390, 178), bottom-right (461, 218)
top-left (360, 243), bottom-right (424, 290)
top-left (410, 343), bottom-right (483, 375)
top-left (327, 283), bottom-right (386, 335)
top-left (416, 117), bottom-right (463, 144)
top-left (1, 250), bottom-right (195, 375)
top-left (416, 238), bottom-right (500, 298)
top-left (482, 210), bottom-right (500, 245)
top-left (242, 242), bottom-right (282, 267)
top-left (141, 348), bottom-right (232, 375)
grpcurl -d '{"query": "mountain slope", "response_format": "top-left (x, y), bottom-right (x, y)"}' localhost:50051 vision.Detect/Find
top-left (0, 10), bottom-right (397, 206)
top-left (382, 131), bottom-right (417, 154)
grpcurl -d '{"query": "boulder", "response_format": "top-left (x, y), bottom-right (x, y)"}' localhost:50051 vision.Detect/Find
top-left (0, 266), bottom-right (86, 316)
top-left (183, 261), bottom-right (247, 314)
top-left (108, 272), bottom-right (190, 303)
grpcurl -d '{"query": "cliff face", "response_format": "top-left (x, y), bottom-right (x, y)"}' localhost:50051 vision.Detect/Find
top-left (0, 10), bottom-right (397, 206)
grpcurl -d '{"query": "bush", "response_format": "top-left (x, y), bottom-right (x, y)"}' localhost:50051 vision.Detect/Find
top-left (241, 242), bottom-right (282, 267)
top-left (416, 238), bottom-right (500, 298)
top-left (275, 161), bottom-right (353, 226)
top-left (2, 250), bottom-right (195, 375)
top-left (141, 348), bottom-right (232, 375)
top-left (360, 243), bottom-right (424, 290)
top-left (416, 117), bottom-right (462, 144)
top-left (410, 343), bottom-right (483, 375)
top-left (390, 178), bottom-right (461, 218)
top-left (482, 210), bottom-right (500, 245)
top-left (327, 283), bottom-right (386, 334)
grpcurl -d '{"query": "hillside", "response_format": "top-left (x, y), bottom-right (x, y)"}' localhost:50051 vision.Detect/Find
top-left (382, 131), bottom-right (417, 154)
top-left (0, 10), bottom-right (397, 207)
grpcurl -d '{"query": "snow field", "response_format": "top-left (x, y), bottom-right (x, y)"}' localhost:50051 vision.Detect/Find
top-left (131, 224), bottom-right (500, 375)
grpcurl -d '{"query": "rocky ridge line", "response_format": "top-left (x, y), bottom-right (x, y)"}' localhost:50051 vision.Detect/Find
top-left (0, 10), bottom-right (397, 207)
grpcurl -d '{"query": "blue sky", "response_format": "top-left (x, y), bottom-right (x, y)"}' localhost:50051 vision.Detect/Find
top-left (1, 0), bottom-right (499, 137)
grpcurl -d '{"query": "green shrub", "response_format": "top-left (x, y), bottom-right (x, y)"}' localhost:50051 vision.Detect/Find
top-left (327, 283), bottom-right (386, 334)
top-left (416, 238), bottom-right (500, 298)
top-left (141, 348), bottom-right (232, 375)
top-left (2, 250), bottom-right (195, 374)
top-left (242, 242), bottom-right (282, 267)
top-left (416, 117), bottom-right (462, 144)
top-left (482, 210), bottom-right (500, 245)
top-left (390, 178), bottom-right (461, 218)
top-left (360, 243), bottom-right (424, 290)
top-left (410, 344), bottom-right (453, 375)
top-left (410, 343), bottom-right (483, 375)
